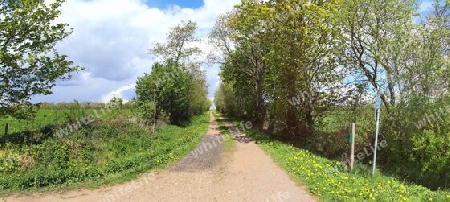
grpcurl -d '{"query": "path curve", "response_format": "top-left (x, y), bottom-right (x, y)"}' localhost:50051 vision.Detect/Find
top-left (2, 113), bottom-right (316, 202)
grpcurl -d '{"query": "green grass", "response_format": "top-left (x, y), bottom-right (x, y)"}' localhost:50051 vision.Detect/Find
top-left (0, 108), bottom-right (118, 135)
top-left (224, 118), bottom-right (450, 201)
top-left (214, 112), bottom-right (234, 153)
top-left (0, 109), bottom-right (70, 134)
top-left (0, 111), bottom-right (210, 196)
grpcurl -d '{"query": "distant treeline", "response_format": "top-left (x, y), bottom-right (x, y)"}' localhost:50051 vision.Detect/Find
top-left (37, 100), bottom-right (134, 110)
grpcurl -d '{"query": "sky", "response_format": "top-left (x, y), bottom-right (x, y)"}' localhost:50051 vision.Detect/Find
top-left (32, 0), bottom-right (435, 104)
top-left (33, 0), bottom-right (241, 104)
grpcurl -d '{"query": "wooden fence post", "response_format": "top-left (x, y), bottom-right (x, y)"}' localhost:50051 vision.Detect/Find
top-left (349, 123), bottom-right (356, 171)
top-left (4, 123), bottom-right (8, 136)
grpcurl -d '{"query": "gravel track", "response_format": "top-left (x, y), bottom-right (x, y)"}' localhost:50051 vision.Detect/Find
top-left (170, 134), bottom-right (224, 172)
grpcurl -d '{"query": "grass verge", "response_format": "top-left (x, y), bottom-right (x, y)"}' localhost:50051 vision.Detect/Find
top-left (213, 112), bottom-right (234, 153)
top-left (224, 117), bottom-right (450, 201)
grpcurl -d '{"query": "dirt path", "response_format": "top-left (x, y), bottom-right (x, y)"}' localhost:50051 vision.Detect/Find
top-left (2, 114), bottom-right (316, 202)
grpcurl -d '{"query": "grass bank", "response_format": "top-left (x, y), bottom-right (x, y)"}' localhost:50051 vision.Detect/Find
top-left (0, 111), bottom-right (210, 196)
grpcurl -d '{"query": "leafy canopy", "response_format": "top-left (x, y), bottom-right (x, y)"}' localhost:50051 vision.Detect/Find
top-left (0, 0), bottom-right (82, 118)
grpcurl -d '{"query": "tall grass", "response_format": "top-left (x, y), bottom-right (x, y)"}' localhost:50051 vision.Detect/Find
top-left (0, 111), bottom-right (210, 196)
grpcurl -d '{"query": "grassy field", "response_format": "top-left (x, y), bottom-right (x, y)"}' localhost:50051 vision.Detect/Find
top-left (1, 109), bottom-right (71, 134)
top-left (226, 118), bottom-right (450, 201)
top-left (0, 107), bottom-right (119, 135)
top-left (0, 109), bottom-right (210, 196)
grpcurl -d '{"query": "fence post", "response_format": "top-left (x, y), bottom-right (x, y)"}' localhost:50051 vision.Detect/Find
top-left (4, 123), bottom-right (8, 136)
top-left (349, 123), bottom-right (356, 172)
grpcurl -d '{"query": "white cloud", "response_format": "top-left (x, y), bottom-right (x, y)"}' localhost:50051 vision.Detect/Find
top-left (34, 0), bottom-right (240, 103)
top-left (101, 84), bottom-right (135, 103)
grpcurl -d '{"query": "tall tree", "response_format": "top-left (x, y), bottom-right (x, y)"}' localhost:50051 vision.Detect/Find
top-left (412, 0), bottom-right (450, 99)
top-left (149, 20), bottom-right (204, 77)
top-left (137, 20), bottom-right (210, 125)
top-left (135, 62), bottom-right (200, 125)
top-left (217, 1), bottom-right (273, 128)
top-left (0, 0), bottom-right (82, 118)
top-left (263, 0), bottom-right (341, 140)
top-left (336, 0), bottom-right (417, 111)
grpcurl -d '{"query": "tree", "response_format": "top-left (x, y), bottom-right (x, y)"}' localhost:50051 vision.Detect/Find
top-left (135, 62), bottom-right (197, 125)
top-left (411, 0), bottom-right (450, 99)
top-left (208, 12), bottom-right (236, 65)
top-left (0, 0), bottom-right (82, 118)
top-left (137, 20), bottom-right (210, 125)
top-left (149, 20), bottom-right (203, 77)
top-left (336, 0), bottom-right (418, 111)
top-left (213, 2), bottom-right (273, 129)
top-left (261, 0), bottom-right (341, 140)
top-left (215, 0), bottom-right (342, 138)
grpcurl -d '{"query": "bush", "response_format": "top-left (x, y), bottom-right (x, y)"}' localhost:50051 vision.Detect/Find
top-left (381, 96), bottom-right (450, 189)
top-left (307, 95), bottom-right (450, 190)
top-left (135, 62), bottom-right (210, 125)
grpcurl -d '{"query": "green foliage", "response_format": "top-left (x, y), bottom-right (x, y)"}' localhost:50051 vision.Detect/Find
top-left (135, 62), bottom-right (208, 125)
top-left (108, 97), bottom-right (123, 110)
top-left (212, 0), bottom-right (450, 192)
top-left (308, 106), bottom-right (377, 158)
top-left (149, 20), bottom-right (202, 68)
top-left (380, 96), bottom-right (450, 189)
top-left (0, 102), bottom-right (115, 135)
top-left (137, 20), bottom-right (210, 126)
top-left (0, 112), bottom-right (209, 194)
top-left (214, 82), bottom-right (240, 116)
top-left (0, 0), bottom-right (82, 118)
top-left (244, 127), bottom-right (450, 201)
top-left (214, 0), bottom-right (343, 137)
top-left (138, 101), bottom-right (157, 125)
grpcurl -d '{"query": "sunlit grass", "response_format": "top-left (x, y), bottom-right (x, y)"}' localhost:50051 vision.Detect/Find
top-left (243, 126), bottom-right (449, 201)
top-left (0, 111), bottom-right (210, 196)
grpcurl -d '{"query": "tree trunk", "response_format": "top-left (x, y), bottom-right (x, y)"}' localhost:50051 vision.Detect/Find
top-left (255, 73), bottom-right (265, 130)
top-left (387, 72), bottom-right (396, 106)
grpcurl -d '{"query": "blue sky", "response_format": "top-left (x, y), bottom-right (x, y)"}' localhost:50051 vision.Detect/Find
top-left (31, 0), bottom-right (436, 104)
top-left (147, 0), bottom-right (204, 9)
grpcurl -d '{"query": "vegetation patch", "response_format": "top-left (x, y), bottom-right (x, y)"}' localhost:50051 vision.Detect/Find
top-left (0, 111), bottom-right (209, 196)
top-left (244, 128), bottom-right (450, 201)
top-left (214, 112), bottom-right (234, 153)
